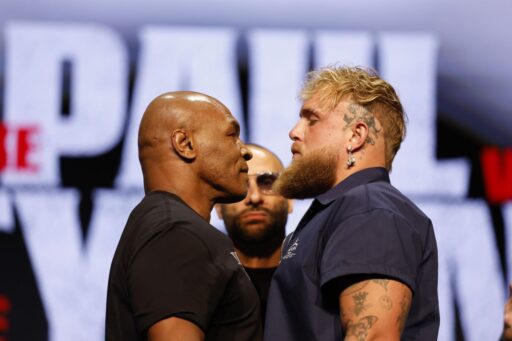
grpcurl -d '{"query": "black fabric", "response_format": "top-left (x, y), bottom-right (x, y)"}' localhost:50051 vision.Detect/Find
top-left (244, 267), bottom-right (276, 326)
top-left (265, 168), bottom-right (439, 341)
top-left (105, 191), bottom-right (262, 341)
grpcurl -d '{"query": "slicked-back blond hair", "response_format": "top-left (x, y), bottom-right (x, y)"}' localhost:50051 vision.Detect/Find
top-left (300, 65), bottom-right (407, 169)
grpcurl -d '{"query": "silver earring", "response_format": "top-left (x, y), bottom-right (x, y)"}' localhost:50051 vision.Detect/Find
top-left (346, 145), bottom-right (355, 168)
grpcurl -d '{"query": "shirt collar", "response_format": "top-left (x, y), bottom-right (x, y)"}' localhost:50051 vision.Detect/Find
top-left (316, 167), bottom-right (390, 205)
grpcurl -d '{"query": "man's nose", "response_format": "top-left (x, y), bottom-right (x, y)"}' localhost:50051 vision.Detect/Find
top-left (241, 142), bottom-right (253, 161)
top-left (289, 120), bottom-right (303, 141)
top-left (244, 181), bottom-right (263, 205)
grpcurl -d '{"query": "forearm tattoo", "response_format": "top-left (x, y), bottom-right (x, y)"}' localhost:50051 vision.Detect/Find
top-left (344, 104), bottom-right (381, 145)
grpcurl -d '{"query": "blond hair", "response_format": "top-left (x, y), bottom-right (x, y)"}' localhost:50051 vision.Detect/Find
top-left (301, 65), bottom-right (407, 169)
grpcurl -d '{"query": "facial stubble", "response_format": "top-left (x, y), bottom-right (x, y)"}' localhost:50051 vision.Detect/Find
top-left (223, 202), bottom-right (289, 258)
top-left (273, 148), bottom-right (338, 199)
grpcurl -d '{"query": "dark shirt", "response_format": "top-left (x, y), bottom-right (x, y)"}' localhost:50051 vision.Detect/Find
top-left (244, 267), bottom-right (277, 326)
top-left (106, 191), bottom-right (262, 341)
top-left (264, 168), bottom-right (439, 340)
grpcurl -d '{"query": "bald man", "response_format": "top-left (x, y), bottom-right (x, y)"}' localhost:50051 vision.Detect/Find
top-left (105, 92), bottom-right (263, 341)
top-left (216, 144), bottom-right (293, 324)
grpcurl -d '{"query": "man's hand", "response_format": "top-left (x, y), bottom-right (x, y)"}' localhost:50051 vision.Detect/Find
top-left (502, 284), bottom-right (512, 341)
top-left (339, 278), bottom-right (412, 340)
top-left (148, 316), bottom-right (205, 341)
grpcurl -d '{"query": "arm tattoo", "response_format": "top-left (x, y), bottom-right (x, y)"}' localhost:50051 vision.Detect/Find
top-left (346, 316), bottom-right (378, 341)
top-left (342, 281), bottom-right (369, 296)
top-left (379, 295), bottom-right (393, 311)
top-left (352, 291), bottom-right (371, 316)
top-left (396, 292), bottom-right (410, 333)
top-left (344, 104), bottom-right (381, 145)
top-left (372, 279), bottom-right (389, 290)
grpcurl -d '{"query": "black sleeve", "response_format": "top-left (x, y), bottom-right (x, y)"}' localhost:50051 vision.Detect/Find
top-left (320, 209), bottom-right (423, 294)
top-left (128, 227), bottom-right (226, 335)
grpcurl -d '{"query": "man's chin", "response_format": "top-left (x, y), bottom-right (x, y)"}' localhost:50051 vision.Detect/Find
top-left (274, 148), bottom-right (338, 199)
top-left (237, 234), bottom-right (270, 244)
top-left (235, 224), bottom-right (269, 241)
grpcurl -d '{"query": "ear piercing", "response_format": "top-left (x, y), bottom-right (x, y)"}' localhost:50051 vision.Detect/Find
top-left (346, 145), bottom-right (356, 168)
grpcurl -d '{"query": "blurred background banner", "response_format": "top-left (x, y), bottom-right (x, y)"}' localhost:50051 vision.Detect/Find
top-left (0, 0), bottom-right (511, 340)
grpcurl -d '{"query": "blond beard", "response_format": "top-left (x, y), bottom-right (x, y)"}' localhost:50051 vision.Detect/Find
top-left (273, 148), bottom-right (338, 199)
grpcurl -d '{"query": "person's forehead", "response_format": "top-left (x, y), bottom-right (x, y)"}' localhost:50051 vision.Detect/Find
top-left (301, 93), bottom-right (351, 115)
top-left (301, 95), bottom-right (323, 113)
top-left (247, 148), bottom-right (282, 174)
top-left (200, 102), bottom-right (236, 127)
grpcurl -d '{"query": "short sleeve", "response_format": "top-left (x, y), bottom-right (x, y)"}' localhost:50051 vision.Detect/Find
top-left (128, 227), bottom-right (226, 335)
top-left (320, 209), bottom-right (422, 293)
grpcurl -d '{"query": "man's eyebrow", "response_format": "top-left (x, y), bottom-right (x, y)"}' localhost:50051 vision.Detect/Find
top-left (300, 108), bottom-right (321, 118)
top-left (229, 119), bottom-right (241, 134)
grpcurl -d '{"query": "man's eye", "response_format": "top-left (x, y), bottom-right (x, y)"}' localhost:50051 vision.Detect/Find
top-left (257, 174), bottom-right (278, 188)
top-left (259, 178), bottom-right (274, 188)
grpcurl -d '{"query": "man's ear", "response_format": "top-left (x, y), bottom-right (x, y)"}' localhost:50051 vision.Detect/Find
top-left (349, 121), bottom-right (369, 151)
top-left (171, 129), bottom-right (196, 160)
top-left (214, 204), bottom-right (224, 220)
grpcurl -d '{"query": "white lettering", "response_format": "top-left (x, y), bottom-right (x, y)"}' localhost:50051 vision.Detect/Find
top-left (246, 29), bottom-right (309, 166)
top-left (82, 189), bottom-right (143, 336)
top-left (419, 199), bottom-right (504, 341)
top-left (3, 22), bottom-right (128, 186)
top-left (379, 34), bottom-right (470, 197)
top-left (15, 189), bottom-right (87, 341)
top-left (15, 189), bottom-right (142, 340)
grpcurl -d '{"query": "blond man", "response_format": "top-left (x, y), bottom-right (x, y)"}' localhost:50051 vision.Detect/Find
top-left (264, 66), bottom-right (439, 340)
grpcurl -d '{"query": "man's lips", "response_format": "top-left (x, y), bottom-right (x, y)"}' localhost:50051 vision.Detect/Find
top-left (240, 211), bottom-right (268, 221)
top-left (291, 144), bottom-right (301, 157)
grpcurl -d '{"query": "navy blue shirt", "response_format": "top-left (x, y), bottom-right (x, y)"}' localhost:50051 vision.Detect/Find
top-left (264, 168), bottom-right (439, 340)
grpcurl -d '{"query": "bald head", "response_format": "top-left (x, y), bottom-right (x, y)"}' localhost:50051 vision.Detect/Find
top-left (137, 91), bottom-right (252, 217)
top-left (245, 144), bottom-right (284, 171)
top-left (138, 91), bottom-right (229, 156)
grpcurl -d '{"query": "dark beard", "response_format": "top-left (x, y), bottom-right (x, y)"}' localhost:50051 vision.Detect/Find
top-left (223, 203), bottom-right (288, 258)
top-left (274, 149), bottom-right (338, 199)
